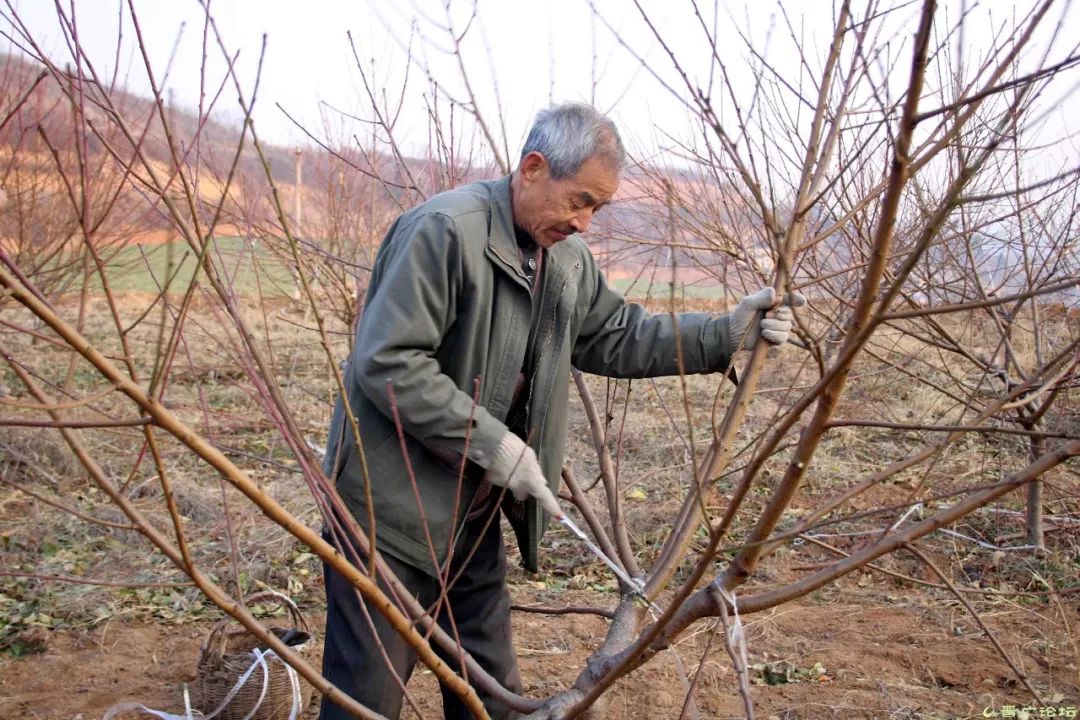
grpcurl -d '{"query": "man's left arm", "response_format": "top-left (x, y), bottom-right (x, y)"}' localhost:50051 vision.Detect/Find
top-left (571, 255), bottom-right (736, 378)
top-left (571, 254), bottom-right (802, 378)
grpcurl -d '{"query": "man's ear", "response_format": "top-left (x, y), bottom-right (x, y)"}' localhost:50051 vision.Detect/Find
top-left (519, 151), bottom-right (548, 182)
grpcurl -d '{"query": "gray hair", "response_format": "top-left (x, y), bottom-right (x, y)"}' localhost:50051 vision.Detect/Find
top-left (520, 103), bottom-right (626, 179)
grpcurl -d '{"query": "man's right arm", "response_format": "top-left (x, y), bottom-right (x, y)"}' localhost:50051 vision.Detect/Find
top-left (349, 211), bottom-right (506, 469)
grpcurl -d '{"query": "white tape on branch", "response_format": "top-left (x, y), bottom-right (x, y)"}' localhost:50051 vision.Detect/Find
top-left (718, 586), bottom-right (749, 671)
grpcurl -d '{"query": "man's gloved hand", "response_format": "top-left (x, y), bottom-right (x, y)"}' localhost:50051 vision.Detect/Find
top-left (729, 287), bottom-right (807, 350)
top-left (487, 432), bottom-right (564, 519)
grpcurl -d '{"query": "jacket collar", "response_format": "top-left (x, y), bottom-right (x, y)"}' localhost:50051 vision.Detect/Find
top-left (487, 175), bottom-right (521, 275)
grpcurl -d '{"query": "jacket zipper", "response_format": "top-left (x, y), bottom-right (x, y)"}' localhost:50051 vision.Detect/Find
top-left (529, 259), bottom-right (583, 454)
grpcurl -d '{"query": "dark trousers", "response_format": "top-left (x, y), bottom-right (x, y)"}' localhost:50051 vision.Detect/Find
top-left (318, 515), bottom-right (523, 719)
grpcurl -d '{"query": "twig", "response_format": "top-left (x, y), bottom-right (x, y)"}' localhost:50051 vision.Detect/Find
top-left (903, 542), bottom-right (1043, 704)
top-left (1041, 577), bottom-right (1080, 688)
top-left (511, 604), bottom-right (614, 620)
top-left (0, 571), bottom-right (191, 589)
top-left (573, 369), bottom-right (641, 579)
top-left (676, 616), bottom-right (717, 720)
top-left (794, 533), bottom-right (1077, 598)
top-left (0, 254), bottom-right (489, 720)
top-left (0, 416), bottom-right (151, 428)
top-left (824, 419), bottom-right (1079, 440)
top-left (936, 528), bottom-right (1040, 553)
top-left (561, 464), bottom-right (622, 575)
top-left (0, 475), bottom-right (135, 531)
top-left (709, 586), bottom-right (754, 720)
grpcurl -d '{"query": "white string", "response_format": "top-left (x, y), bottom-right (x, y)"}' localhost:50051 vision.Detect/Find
top-left (283, 655), bottom-right (302, 720)
top-left (889, 502), bottom-right (923, 531)
top-left (804, 502), bottom-right (923, 540)
top-left (183, 686), bottom-right (195, 720)
top-left (197, 646), bottom-right (269, 720)
top-left (101, 702), bottom-right (199, 720)
top-left (237, 649), bottom-right (271, 720)
top-left (937, 528), bottom-right (1040, 552)
top-left (101, 646), bottom-right (304, 720)
top-left (718, 586), bottom-right (749, 672)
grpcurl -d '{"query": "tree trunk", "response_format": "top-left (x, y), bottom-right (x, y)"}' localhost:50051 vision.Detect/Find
top-left (1026, 429), bottom-right (1046, 550)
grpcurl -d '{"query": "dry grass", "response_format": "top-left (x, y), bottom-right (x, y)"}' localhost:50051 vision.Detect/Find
top-left (0, 295), bottom-right (338, 652)
top-left (0, 291), bottom-right (1077, 717)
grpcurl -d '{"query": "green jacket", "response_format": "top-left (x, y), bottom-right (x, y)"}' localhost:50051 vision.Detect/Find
top-left (324, 175), bottom-right (736, 573)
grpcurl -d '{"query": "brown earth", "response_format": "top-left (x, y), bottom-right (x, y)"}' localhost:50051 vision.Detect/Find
top-left (1, 299), bottom-right (1076, 720)
top-left (2, 578), bottom-right (1076, 720)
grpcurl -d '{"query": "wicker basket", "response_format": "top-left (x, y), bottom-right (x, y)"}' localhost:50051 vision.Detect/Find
top-left (192, 591), bottom-right (318, 720)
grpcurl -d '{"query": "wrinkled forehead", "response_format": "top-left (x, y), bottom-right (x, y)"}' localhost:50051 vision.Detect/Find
top-left (564, 156), bottom-right (621, 202)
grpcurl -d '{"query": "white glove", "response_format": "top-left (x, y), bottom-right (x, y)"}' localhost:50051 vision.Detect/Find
top-left (729, 287), bottom-right (806, 349)
top-left (487, 432), bottom-right (564, 519)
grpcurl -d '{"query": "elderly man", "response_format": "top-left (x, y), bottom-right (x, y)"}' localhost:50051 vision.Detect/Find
top-left (319, 103), bottom-right (799, 719)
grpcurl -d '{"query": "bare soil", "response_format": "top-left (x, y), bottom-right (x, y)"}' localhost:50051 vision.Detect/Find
top-left (2, 299), bottom-right (1077, 720)
top-left (2, 575), bottom-right (1076, 720)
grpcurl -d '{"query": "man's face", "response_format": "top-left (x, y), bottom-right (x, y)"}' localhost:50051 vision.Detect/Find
top-left (514, 152), bottom-right (620, 249)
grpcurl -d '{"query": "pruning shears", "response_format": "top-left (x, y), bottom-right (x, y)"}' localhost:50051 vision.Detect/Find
top-left (558, 515), bottom-right (663, 616)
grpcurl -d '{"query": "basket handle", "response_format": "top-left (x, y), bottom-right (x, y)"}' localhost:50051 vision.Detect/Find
top-left (241, 590), bottom-right (310, 635)
top-left (199, 591), bottom-right (310, 664)
top-left (200, 616), bottom-right (236, 665)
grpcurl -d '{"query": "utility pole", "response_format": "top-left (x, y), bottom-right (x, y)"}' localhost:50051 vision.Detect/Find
top-left (663, 178), bottom-right (675, 272)
top-left (292, 149), bottom-right (304, 303)
top-left (294, 149), bottom-right (303, 236)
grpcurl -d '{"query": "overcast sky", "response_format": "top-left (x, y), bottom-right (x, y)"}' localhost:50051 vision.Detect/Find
top-left (4, 1), bottom-right (1079, 171)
